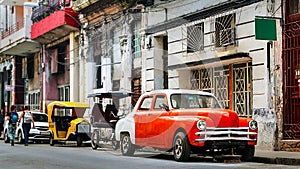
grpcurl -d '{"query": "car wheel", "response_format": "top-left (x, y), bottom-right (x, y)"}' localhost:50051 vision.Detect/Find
top-left (76, 135), bottom-right (82, 147)
top-left (120, 133), bottom-right (135, 156)
top-left (240, 145), bottom-right (255, 162)
top-left (17, 131), bottom-right (24, 144)
top-left (172, 131), bottom-right (191, 162)
top-left (50, 136), bottom-right (55, 146)
top-left (91, 131), bottom-right (99, 150)
top-left (4, 130), bottom-right (9, 143)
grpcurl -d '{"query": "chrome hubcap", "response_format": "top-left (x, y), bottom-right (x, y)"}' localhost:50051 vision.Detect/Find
top-left (174, 138), bottom-right (183, 157)
top-left (122, 136), bottom-right (129, 152)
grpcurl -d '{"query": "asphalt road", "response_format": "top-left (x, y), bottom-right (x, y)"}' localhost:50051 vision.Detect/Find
top-left (0, 142), bottom-right (299, 169)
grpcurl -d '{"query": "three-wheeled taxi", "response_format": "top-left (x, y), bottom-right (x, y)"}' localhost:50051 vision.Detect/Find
top-left (88, 89), bottom-right (133, 150)
top-left (48, 101), bottom-right (91, 146)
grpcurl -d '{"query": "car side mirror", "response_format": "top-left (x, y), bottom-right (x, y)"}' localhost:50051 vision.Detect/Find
top-left (159, 103), bottom-right (169, 111)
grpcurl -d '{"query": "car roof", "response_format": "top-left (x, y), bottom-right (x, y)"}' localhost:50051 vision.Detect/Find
top-left (144, 89), bottom-right (215, 97)
top-left (47, 101), bottom-right (89, 109)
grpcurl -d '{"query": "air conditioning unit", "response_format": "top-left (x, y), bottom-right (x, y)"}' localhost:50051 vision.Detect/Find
top-left (137, 0), bottom-right (154, 6)
top-left (219, 28), bottom-right (236, 47)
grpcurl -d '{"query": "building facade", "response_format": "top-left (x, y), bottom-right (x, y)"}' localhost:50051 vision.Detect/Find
top-left (0, 0), bottom-right (40, 111)
top-left (281, 0), bottom-right (300, 151)
top-left (73, 0), bottom-right (142, 113)
top-left (140, 0), bottom-right (282, 150)
top-left (30, 0), bottom-right (80, 112)
top-left (2, 0), bottom-right (298, 152)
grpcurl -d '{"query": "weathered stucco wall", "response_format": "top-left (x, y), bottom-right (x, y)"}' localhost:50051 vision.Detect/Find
top-left (253, 108), bottom-right (277, 150)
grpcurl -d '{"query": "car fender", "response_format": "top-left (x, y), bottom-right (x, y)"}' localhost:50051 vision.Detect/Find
top-left (115, 112), bottom-right (135, 144)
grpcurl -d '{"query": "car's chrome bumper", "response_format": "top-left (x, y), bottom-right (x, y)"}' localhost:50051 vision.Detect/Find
top-left (29, 130), bottom-right (51, 140)
top-left (195, 127), bottom-right (257, 142)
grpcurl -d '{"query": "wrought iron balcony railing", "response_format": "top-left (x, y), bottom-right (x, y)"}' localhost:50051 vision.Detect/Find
top-left (0, 20), bottom-right (24, 39)
top-left (31, 0), bottom-right (61, 23)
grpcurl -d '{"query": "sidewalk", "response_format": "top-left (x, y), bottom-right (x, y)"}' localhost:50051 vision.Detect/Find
top-left (254, 150), bottom-right (300, 166)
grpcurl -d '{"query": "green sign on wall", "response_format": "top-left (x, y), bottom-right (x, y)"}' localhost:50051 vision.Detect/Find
top-left (255, 18), bottom-right (277, 41)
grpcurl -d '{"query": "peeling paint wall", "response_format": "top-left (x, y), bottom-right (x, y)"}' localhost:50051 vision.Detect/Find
top-left (253, 108), bottom-right (277, 150)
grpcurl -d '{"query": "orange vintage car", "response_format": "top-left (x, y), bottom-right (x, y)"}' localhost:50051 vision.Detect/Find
top-left (115, 89), bottom-right (258, 162)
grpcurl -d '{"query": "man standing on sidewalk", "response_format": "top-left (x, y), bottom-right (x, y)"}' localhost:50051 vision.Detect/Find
top-left (0, 109), bottom-right (4, 138)
top-left (6, 105), bottom-right (18, 146)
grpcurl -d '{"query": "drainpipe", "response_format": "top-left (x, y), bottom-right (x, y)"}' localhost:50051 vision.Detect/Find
top-left (41, 45), bottom-right (46, 113)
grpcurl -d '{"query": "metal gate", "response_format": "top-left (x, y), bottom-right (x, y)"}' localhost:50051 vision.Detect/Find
top-left (191, 62), bottom-right (252, 117)
top-left (283, 20), bottom-right (300, 139)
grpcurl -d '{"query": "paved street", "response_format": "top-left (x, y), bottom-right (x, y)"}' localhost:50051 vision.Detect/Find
top-left (0, 142), bottom-right (299, 169)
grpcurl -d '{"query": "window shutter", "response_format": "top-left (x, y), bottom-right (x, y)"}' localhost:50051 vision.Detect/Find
top-left (22, 57), bottom-right (27, 78)
top-left (51, 48), bottom-right (58, 74)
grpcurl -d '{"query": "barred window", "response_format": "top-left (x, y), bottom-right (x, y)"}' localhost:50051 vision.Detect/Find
top-left (215, 14), bottom-right (236, 47)
top-left (58, 86), bottom-right (70, 101)
top-left (28, 91), bottom-right (40, 110)
top-left (187, 23), bottom-right (204, 53)
top-left (191, 63), bottom-right (252, 117)
top-left (132, 21), bottom-right (141, 58)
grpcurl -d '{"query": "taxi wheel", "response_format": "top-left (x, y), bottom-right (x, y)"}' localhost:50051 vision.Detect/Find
top-left (50, 137), bottom-right (56, 146)
top-left (17, 131), bottom-right (24, 144)
top-left (121, 133), bottom-right (135, 156)
top-left (4, 130), bottom-right (9, 143)
top-left (172, 131), bottom-right (191, 162)
top-left (76, 136), bottom-right (82, 147)
top-left (91, 131), bottom-right (99, 150)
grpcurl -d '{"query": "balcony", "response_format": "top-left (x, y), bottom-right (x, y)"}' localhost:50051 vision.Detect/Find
top-left (31, 1), bottom-right (79, 44)
top-left (73, 0), bottom-right (106, 11)
top-left (73, 0), bottom-right (123, 13)
top-left (0, 11), bottom-right (40, 57)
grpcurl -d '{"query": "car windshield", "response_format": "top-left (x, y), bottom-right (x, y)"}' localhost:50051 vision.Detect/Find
top-left (170, 93), bottom-right (221, 109)
top-left (33, 113), bottom-right (48, 122)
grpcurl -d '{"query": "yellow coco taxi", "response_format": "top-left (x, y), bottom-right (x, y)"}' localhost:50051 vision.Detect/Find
top-left (48, 101), bottom-right (91, 146)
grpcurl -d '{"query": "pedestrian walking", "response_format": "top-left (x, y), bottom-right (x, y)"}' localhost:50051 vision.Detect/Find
top-left (0, 109), bottom-right (5, 138)
top-left (6, 105), bottom-right (18, 146)
top-left (18, 105), bottom-right (34, 146)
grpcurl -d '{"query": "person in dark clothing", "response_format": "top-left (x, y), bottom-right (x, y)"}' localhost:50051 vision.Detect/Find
top-left (0, 109), bottom-right (4, 138)
top-left (18, 105), bottom-right (34, 146)
top-left (6, 105), bottom-right (18, 146)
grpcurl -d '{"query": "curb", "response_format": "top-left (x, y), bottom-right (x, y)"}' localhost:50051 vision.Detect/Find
top-left (253, 157), bottom-right (300, 166)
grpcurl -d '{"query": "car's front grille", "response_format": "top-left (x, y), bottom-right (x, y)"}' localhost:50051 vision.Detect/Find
top-left (34, 126), bottom-right (48, 131)
top-left (195, 127), bottom-right (257, 142)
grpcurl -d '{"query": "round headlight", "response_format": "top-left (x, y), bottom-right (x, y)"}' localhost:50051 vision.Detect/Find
top-left (196, 120), bottom-right (206, 130)
top-left (249, 120), bottom-right (258, 130)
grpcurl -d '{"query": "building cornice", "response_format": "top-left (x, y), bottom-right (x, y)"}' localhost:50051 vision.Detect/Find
top-left (146, 0), bottom-right (263, 34)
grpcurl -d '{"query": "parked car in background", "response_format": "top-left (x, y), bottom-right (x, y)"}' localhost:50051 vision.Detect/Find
top-left (3, 111), bottom-right (49, 144)
top-left (115, 89), bottom-right (258, 162)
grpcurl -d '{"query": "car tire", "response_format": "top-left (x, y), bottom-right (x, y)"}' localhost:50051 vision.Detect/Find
top-left (76, 135), bottom-right (82, 147)
top-left (17, 131), bottom-right (24, 144)
top-left (120, 133), bottom-right (135, 156)
top-left (4, 130), bottom-right (9, 143)
top-left (50, 136), bottom-right (55, 146)
top-left (172, 131), bottom-right (191, 162)
top-left (240, 145), bottom-right (255, 162)
top-left (91, 130), bottom-right (99, 150)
